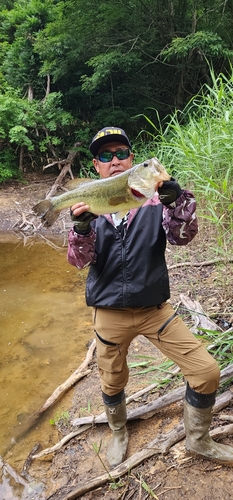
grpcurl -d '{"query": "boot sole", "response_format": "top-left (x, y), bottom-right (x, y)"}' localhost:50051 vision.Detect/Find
top-left (186, 449), bottom-right (233, 466)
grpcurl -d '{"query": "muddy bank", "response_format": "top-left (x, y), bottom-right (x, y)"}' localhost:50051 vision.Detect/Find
top-left (0, 174), bottom-right (233, 500)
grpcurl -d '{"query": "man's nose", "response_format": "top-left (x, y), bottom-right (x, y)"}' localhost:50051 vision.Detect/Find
top-left (111, 153), bottom-right (120, 162)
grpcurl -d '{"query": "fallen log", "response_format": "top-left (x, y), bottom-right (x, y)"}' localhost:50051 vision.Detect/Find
top-left (3, 340), bottom-right (96, 457)
top-left (0, 455), bottom-right (28, 487)
top-left (72, 385), bottom-right (185, 426)
top-left (179, 294), bottom-right (222, 333)
top-left (72, 364), bottom-right (233, 426)
top-left (32, 339), bottom-right (96, 420)
top-left (125, 365), bottom-right (181, 404)
top-left (47, 421), bottom-right (233, 500)
top-left (219, 415), bottom-right (233, 423)
top-left (168, 257), bottom-right (233, 270)
top-left (33, 388), bottom-right (233, 461)
top-left (32, 425), bottom-right (92, 459)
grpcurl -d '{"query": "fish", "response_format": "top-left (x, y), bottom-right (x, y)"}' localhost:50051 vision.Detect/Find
top-left (33, 157), bottom-right (170, 227)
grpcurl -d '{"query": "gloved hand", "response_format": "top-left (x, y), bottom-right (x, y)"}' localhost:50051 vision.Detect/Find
top-left (70, 209), bottom-right (97, 234)
top-left (158, 178), bottom-right (183, 205)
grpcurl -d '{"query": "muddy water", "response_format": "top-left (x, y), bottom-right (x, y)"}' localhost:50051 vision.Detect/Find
top-left (0, 235), bottom-right (93, 499)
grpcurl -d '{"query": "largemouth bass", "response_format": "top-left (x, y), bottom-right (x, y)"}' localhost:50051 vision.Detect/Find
top-left (33, 157), bottom-right (170, 227)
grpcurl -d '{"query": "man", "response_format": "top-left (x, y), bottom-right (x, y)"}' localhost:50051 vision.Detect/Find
top-left (67, 127), bottom-right (233, 468)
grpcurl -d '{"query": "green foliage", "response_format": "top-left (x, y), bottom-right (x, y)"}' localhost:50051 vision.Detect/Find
top-left (49, 409), bottom-right (70, 426)
top-left (1, 0), bottom-right (233, 178)
top-left (195, 328), bottom-right (233, 370)
top-left (141, 478), bottom-right (159, 499)
top-left (0, 84), bottom-right (74, 180)
top-left (137, 66), bottom-right (233, 253)
top-left (93, 441), bottom-right (124, 489)
top-left (0, 148), bottom-right (19, 182)
top-left (128, 357), bottom-right (181, 388)
top-left (9, 125), bottom-right (34, 149)
top-left (161, 31), bottom-right (233, 60)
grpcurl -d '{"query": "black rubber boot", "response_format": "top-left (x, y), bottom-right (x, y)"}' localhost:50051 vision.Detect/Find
top-left (103, 392), bottom-right (128, 468)
top-left (184, 384), bottom-right (233, 465)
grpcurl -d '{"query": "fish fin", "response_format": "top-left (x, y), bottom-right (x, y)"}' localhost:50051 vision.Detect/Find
top-left (33, 200), bottom-right (59, 227)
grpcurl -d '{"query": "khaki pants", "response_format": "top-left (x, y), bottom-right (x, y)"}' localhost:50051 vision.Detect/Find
top-left (93, 303), bottom-right (220, 396)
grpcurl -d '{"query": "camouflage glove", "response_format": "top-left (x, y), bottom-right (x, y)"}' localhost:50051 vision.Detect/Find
top-left (70, 209), bottom-right (97, 234)
top-left (158, 178), bottom-right (183, 206)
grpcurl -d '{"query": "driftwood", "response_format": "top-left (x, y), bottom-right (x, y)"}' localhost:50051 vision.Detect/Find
top-left (32, 338), bottom-right (96, 420)
top-left (125, 365), bottom-right (181, 404)
top-left (0, 455), bottom-right (29, 487)
top-left (30, 391), bottom-right (233, 459)
top-left (5, 340), bottom-right (96, 455)
top-left (72, 364), bottom-right (233, 427)
top-left (179, 294), bottom-right (222, 334)
top-left (47, 419), bottom-right (233, 500)
top-left (168, 257), bottom-right (233, 270)
top-left (219, 415), bottom-right (233, 423)
top-left (32, 426), bottom-right (92, 459)
top-left (21, 443), bottom-right (41, 480)
top-left (44, 144), bottom-right (82, 198)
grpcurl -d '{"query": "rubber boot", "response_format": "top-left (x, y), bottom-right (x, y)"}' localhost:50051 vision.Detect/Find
top-left (184, 385), bottom-right (233, 465)
top-left (104, 399), bottom-right (128, 468)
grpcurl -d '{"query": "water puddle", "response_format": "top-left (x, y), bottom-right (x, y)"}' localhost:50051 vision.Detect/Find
top-left (0, 234), bottom-right (93, 498)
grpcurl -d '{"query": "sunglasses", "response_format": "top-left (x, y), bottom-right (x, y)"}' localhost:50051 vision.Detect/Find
top-left (96, 148), bottom-right (130, 163)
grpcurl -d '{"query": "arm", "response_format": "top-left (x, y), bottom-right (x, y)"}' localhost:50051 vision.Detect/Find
top-left (158, 180), bottom-right (198, 245)
top-left (67, 202), bottom-right (97, 269)
top-left (67, 227), bottom-right (97, 269)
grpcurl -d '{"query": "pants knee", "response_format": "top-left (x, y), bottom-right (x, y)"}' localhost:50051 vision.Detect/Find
top-left (191, 359), bottom-right (220, 394)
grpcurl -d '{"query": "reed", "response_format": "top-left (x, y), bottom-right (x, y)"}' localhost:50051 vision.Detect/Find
top-left (135, 65), bottom-right (233, 253)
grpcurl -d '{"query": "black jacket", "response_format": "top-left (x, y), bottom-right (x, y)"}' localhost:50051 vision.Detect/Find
top-left (86, 202), bottom-right (169, 308)
top-left (67, 192), bottom-right (198, 309)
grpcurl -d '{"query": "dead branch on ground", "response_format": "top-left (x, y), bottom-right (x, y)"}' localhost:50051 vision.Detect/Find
top-left (47, 419), bottom-right (233, 500)
top-left (32, 384), bottom-right (233, 461)
top-left (0, 454), bottom-right (29, 487)
top-left (125, 365), bottom-right (181, 404)
top-left (5, 340), bottom-right (96, 456)
top-left (71, 365), bottom-right (233, 427)
top-left (219, 415), bottom-right (233, 423)
top-left (32, 339), bottom-right (96, 419)
top-left (168, 257), bottom-right (233, 270)
top-left (179, 294), bottom-right (223, 333)
top-left (32, 426), bottom-right (92, 459)
top-left (44, 145), bottom-right (82, 198)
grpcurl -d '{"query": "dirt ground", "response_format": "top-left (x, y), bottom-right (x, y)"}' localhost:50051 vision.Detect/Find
top-left (0, 173), bottom-right (233, 500)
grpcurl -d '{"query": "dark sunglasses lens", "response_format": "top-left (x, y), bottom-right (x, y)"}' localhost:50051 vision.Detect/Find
top-left (98, 149), bottom-right (130, 162)
top-left (116, 149), bottom-right (130, 160)
top-left (99, 151), bottom-right (113, 162)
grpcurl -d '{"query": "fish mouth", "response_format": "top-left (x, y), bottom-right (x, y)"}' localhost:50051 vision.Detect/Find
top-left (130, 188), bottom-right (146, 199)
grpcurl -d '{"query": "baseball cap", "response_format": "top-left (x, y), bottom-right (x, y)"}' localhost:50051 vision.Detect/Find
top-left (90, 127), bottom-right (132, 157)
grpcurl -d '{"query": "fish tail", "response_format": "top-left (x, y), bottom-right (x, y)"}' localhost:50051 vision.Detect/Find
top-left (33, 200), bottom-right (59, 227)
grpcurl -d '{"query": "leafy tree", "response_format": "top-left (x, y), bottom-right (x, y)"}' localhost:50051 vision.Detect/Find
top-left (1, 0), bottom-right (233, 180)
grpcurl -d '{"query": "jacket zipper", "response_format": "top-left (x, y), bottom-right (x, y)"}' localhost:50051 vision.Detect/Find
top-left (121, 233), bottom-right (127, 307)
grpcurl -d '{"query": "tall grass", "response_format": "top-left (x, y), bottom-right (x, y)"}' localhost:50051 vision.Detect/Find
top-left (135, 66), bottom-right (233, 253)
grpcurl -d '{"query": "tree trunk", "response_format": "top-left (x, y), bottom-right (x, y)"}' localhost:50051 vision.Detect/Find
top-left (19, 145), bottom-right (24, 172)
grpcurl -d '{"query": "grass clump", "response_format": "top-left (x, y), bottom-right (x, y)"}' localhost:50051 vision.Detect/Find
top-left (135, 65), bottom-right (233, 254)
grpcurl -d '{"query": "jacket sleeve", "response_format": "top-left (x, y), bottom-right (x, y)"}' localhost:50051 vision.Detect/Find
top-left (67, 227), bottom-right (97, 269)
top-left (162, 190), bottom-right (198, 245)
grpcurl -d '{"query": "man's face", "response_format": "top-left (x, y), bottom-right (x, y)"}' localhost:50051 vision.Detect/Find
top-left (93, 142), bottom-right (134, 178)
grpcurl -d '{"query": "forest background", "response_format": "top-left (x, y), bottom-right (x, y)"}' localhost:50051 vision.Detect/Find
top-left (0, 0), bottom-right (233, 253)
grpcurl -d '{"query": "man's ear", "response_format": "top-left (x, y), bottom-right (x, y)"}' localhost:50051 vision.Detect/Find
top-left (93, 158), bottom-right (100, 173)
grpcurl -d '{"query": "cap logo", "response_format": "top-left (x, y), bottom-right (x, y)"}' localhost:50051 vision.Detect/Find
top-left (94, 129), bottom-right (124, 141)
